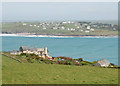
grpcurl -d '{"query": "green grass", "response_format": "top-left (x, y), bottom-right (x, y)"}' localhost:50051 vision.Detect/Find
top-left (0, 54), bottom-right (2, 85)
top-left (2, 55), bottom-right (118, 84)
top-left (2, 22), bottom-right (118, 36)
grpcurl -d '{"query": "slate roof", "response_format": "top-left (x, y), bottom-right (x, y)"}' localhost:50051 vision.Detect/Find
top-left (94, 59), bottom-right (110, 67)
top-left (22, 46), bottom-right (44, 52)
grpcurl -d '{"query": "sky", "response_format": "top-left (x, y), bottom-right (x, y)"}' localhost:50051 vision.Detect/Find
top-left (1, 0), bottom-right (119, 2)
top-left (2, 2), bottom-right (118, 22)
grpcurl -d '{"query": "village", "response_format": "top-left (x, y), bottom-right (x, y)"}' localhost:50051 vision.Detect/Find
top-left (2, 21), bottom-right (118, 36)
top-left (21, 21), bottom-right (118, 33)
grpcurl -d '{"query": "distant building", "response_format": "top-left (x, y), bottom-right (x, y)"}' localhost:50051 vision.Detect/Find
top-left (29, 24), bottom-right (33, 27)
top-left (62, 21), bottom-right (67, 24)
top-left (23, 23), bottom-right (27, 26)
top-left (90, 28), bottom-right (94, 31)
top-left (85, 30), bottom-right (89, 33)
top-left (61, 26), bottom-right (65, 29)
top-left (34, 25), bottom-right (37, 27)
top-left (77, 26), bottom-right (80, 28)
top-left (86, 26), bottom-right (91, 30)
top-left (53, 27), bottom-right (57, 29)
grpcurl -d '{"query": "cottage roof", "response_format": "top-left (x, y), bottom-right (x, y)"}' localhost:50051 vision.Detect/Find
top-left (31, 46), bottom-right (37, 51)
top-left (94, 59), bottom-right (110, 67)
top-left (93, 63), bottom-right (101, 66)
top-left (37, 47), bottom-right (44, 52)
top-left (22, 46), bottom-right (31, 51)
top-left (21, 46), bottom-right (46, 52)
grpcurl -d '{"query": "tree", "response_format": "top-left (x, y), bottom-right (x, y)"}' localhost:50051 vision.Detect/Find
top-left (19, 46), bottom-right (23, 52)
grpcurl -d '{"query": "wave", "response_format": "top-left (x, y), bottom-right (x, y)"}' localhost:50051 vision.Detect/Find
top-left (0, 34), bottom-right (118, 38)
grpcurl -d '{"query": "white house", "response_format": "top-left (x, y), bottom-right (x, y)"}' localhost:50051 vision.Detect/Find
top-left (90, 28), bottom-right (95, 31)
top-left (34, 25), bottom-right (37, 27)
top-left (29, 24), bottom-right (33, 27)
top-left (86, 26), bottom-right (91, 30)
top-left (61, 26), bottom-right (65, 29)
top-left (23, 23), bottom-right (27, 26)
top-left (77, 26), bottom-right (80, 28)
top-left (85, 30), bottom-right (90, 33)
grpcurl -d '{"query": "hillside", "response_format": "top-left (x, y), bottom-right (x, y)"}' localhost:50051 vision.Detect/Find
top-left (1, 54), bottom-right (119, 84)
top-left (2, 22), bottom-right (118, 36)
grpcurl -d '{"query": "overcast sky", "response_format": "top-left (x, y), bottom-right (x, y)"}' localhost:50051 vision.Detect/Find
top-left (2, 2), bottom-right (118, 22)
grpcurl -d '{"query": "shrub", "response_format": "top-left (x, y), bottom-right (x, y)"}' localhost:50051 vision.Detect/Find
top-left (36, 56), bottom-right (40, 60)
top-left (78, 58), bottom-right (83, 62)
top-left (27, 58), bottom-right (31, 62)
top-left (110, 63), bottom-right (115, 66)
top-left (26, 54), bottom-right (31, 57)
top-left (31, 59), bottom-right (34, 63)
top-left (20, 53), bottom-right (26, 56)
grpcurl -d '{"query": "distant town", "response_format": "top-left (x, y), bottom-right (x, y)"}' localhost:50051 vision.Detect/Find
top-left (2, 21), bottom-right (118, 36)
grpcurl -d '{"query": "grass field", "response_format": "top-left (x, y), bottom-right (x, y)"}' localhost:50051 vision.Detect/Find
top-left (2, 55), bottom-right (119, 84)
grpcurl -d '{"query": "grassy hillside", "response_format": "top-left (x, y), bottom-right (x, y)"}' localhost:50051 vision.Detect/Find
top-left (2, 22), bottom-right (118, 36)
top-left (2, 55), bottom-right (118, 84)
top-left (0, 55), bottom-right (2, 86)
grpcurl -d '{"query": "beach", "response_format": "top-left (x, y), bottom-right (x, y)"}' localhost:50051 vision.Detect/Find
top-left (0, 33), bottom-right (118, 38)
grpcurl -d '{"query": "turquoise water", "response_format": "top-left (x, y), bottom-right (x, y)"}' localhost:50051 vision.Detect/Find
top-left (2, 36), bottom-right (118, 65)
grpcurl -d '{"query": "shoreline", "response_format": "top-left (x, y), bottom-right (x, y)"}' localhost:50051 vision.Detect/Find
top-left (0, 33), bottom-right (118, 38)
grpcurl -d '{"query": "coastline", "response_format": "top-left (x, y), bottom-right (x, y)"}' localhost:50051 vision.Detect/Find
top-left (0, 33), bottom-right (118, 38)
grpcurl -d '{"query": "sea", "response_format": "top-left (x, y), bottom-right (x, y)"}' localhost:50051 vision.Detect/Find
top-left (1, 36), bottom-right (118, 65)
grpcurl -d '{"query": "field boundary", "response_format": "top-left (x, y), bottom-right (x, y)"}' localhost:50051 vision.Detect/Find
top-left (1, 53), bottom-right (23, 63)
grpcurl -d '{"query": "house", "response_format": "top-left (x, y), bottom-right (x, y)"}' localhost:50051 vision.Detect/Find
top-left (77, 26), bottom-right (80, 28)
top-left (61, 26), bottom-right (65, 29)
top-left (10, 46), bottom-right (52, 59)
top-left (43, 27), bottom-right (46, 29)
top-left (68, 21), bottom-right (71, 24)
top-left (29, 24), bottom-right (33, 27)
top-left (9, 50), bottom-right (22, 55)
top-left (62, 21), bottom-right (67, 24)
top-left (86, 26), bottom-right (91, 30)
top-left (34, 25), bottom-right (37, 27)
top-left (85, 30), bottom-right (89, 33)
top-left (53, 27), bottom-right (57, 30)
top-left (22, 23), bottom-right (27, 26)
top-left (90, 28), bottom-right (94, 31)
top-left (93, 59), bottom-right (110, 67)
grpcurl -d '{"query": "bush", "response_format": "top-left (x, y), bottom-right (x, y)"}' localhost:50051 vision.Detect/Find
top-left (20, 53), bottom-right (26, 56)
top-left (36, 56), bottom-right (40, 60)
top-left (31, 59), bottom-right (34, 63)
top-left (110, 63), bottom-right (115, 66)
top-left (27, 58), bottom-right (31, 62)
top-left (81, 61), bottom-right (89, 65)
top-left (78, 58), bottom-right (83, 62)
top-left (26, 54), bottom-right (31, 57)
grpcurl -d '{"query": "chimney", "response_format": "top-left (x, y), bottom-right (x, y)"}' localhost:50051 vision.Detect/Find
top-left (44, 47), bottom-right (47, 54)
